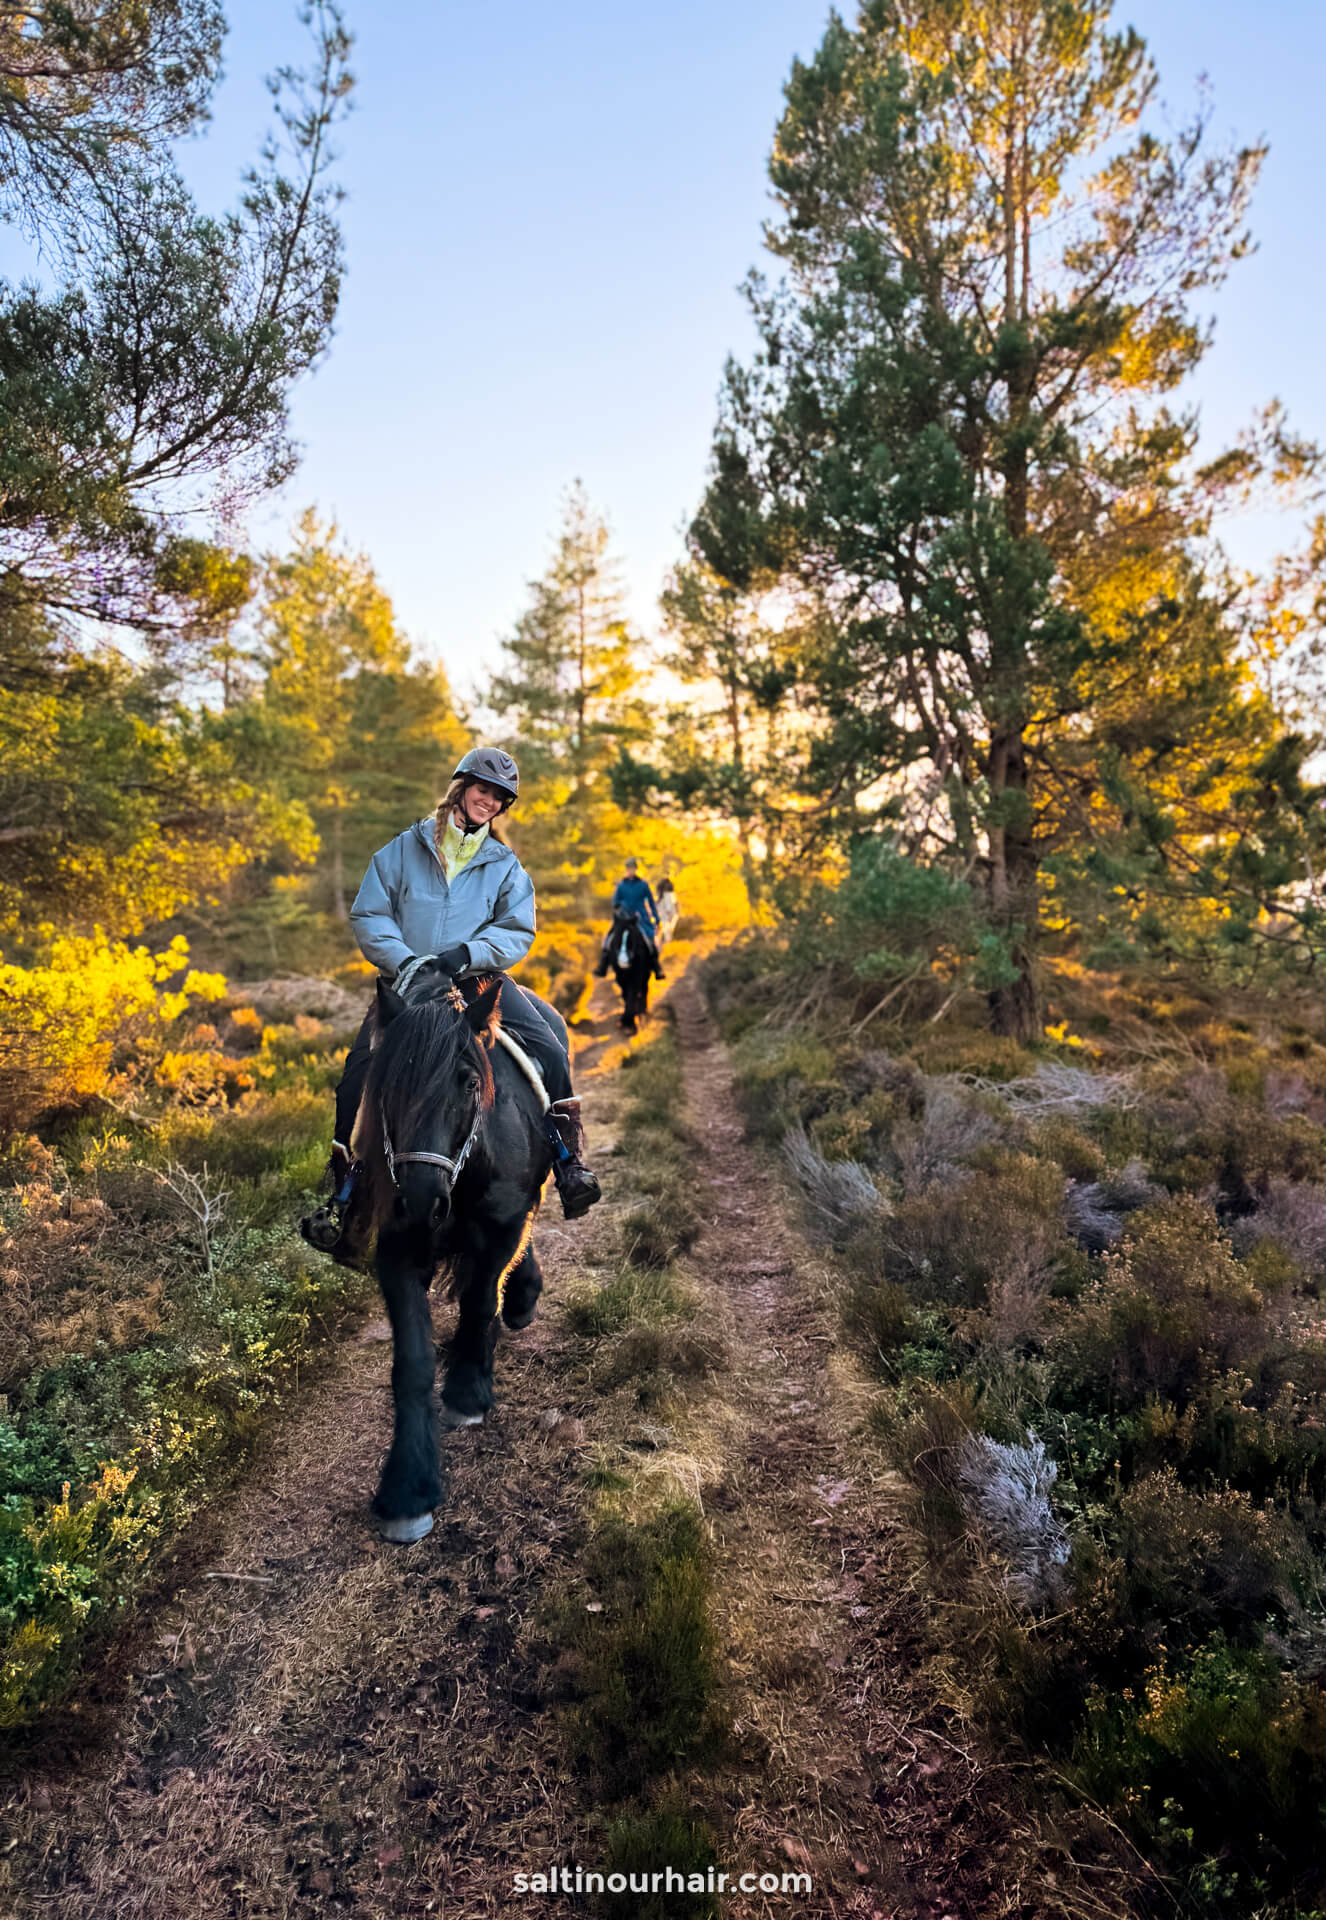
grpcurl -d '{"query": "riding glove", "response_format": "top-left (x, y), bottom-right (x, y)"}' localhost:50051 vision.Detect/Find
top-left (392, 953), bottom-right (435, 999)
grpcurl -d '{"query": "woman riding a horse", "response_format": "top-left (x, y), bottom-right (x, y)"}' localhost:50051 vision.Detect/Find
top-left (302, 745), bottom-right (600, 1265)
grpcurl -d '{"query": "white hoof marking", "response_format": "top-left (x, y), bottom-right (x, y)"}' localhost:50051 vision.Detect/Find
top-left (378, 1511), bottom-right (434, 1544)
top-left (440, 1404), bottom-right (485, 1429)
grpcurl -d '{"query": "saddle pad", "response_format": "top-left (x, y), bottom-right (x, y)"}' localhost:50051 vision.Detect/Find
top-left (495, 1025), bottom-right (550, 1112)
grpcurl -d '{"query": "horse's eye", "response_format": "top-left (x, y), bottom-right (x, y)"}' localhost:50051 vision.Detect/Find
top-left (467, 1072), bottom-right (481, 1093)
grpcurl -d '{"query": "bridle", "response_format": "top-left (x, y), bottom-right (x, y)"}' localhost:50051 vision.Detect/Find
top-left (379, 982), bottom-right (487, 1194)
top-left (382, 1100), bottom-right (483, 1194)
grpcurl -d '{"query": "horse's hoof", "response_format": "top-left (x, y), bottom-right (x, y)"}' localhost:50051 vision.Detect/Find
top-left (378, 1511), bottom-right (434, 1544)
top-left (439, 1401), bottom-right (485, 1428)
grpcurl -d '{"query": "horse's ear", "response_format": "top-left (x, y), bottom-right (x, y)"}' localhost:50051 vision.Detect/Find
top-left (376, 975), bottom-right (404, 1025)
top-left (465, 978), bottom-right (502, 1039)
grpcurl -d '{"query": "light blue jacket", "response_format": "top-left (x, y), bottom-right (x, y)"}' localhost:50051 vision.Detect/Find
top-left (348, 819), bottom-right (536, 979)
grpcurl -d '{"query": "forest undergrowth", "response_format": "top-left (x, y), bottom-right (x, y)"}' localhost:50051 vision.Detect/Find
top-left (705, 935), bottom-right (1326, 1920)
top-left (0, 979), bottom-right (377, 1733)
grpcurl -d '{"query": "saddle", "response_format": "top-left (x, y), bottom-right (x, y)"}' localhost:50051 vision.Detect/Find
top-left (494, 1026), bottom-right (549, 1112)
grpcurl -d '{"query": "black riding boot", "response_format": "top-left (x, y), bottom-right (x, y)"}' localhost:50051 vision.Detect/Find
top-left (546, 1098), bottom-right (602, 1219)
top-left (300, 1143), bottom-right (373, 1270)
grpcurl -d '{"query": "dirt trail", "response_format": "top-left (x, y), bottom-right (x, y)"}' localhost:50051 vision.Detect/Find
top-left (667, 972), bottom-right (1062, 1920)
top-left (1, 964), bottom-right (1071, 1920)
top-left (0, 995), bottom-right (635, 1920)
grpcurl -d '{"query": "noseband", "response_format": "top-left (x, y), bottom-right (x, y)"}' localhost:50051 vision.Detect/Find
top-left (382, 1101), bottom-right (483, 1193)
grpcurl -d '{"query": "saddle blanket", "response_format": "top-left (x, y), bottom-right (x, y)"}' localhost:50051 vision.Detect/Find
top-left (495, 1025), bottom-right (549, 1112)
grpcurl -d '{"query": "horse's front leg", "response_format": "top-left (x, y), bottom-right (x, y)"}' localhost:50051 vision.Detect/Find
top-left (441, 1218), bottom-right (527, 1426)
top-left (373, 1227), bottom-right (442, 1541)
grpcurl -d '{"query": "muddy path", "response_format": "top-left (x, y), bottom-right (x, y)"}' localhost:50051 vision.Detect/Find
top-left (1, 964), bottom-right (1082, 1920)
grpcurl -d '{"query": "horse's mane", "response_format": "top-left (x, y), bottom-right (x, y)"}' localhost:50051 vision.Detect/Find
top-left (609, 908), bottom-right (650, 953)
top-left (357, 986), bottom-right (496, 1226)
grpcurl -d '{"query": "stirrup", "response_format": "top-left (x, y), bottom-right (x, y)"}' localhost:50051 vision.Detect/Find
top-left (299, 1152), bottom-right (367, 1264)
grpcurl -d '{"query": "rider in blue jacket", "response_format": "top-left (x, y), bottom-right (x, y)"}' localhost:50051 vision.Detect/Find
top-left (596, 858), bottom-right (665, 979)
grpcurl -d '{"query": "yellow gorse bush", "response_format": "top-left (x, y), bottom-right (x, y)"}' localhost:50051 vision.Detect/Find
top-left (0, 933), bottom-right (227, 1124)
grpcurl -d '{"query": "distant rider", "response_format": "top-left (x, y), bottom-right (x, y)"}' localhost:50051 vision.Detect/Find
top-left (595, 856), bottom-right (665, 980)
top-left (301, 747), bottom-right (601, 1265)
top-left (656, 876), bottom-right (679, 946)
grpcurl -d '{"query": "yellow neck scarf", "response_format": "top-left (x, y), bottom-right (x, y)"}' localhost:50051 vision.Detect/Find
top-left (439, 810), bottom-right (489, 882)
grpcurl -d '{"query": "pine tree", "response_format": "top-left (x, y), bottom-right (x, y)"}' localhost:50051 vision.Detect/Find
top-left (259, 511), bottom-right (467, 923)
top-left (487, 484), bottom-right (650, 913)
top-left (0, 2), bottom-right (351, 640)
top-left (698, 0), bottom-right (1322, 1033)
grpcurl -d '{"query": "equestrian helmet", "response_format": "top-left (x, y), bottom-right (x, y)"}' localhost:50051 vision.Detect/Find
top-left (453, 745), bottom-right (519, 802)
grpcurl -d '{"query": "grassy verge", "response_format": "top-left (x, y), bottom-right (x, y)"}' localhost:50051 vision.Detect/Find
top-left (0, 1008), bottom-right (371, 1733)
top-left (542, 1017), bottom-right (727, 1918)
top-left (706, 942), bottom-right (1326, 1920)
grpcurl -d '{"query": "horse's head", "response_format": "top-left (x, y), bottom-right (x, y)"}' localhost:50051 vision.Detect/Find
top-left (359, 972), bottom-right (500, 1238)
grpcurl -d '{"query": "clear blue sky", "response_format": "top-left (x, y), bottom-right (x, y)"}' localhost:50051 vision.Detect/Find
top-left (30, 2), bottom-right (1326, 693)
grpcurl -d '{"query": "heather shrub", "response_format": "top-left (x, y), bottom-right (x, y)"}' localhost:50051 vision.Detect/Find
top-left (1124, 1068), bottom-right (1326, 1205)
top-left (884, 1151), bottom-right (1065, 1315)
top-left (839, 1048), bottom-right (926, 1116)
top-left (1114, 1471), bottom-right (1302, 1645)
top-left (810, 1086), bottom-right (908, 1166)
top-left (728, 1030), bottom-right (841, 1143)
top-left (1074, 1637), bottom-right (1326, 1909)
top-left (1031, 1115), bottom-right (1106, 1179)
top-left (903, 1028), bottom-right (1040, 1081)
top-left (893, 1079), bottom-right (1012, 1191)
top-left (1049, 1197), bottom-right (1265, 1416)
top-left (1063, 1158), bottom-right (1164, 1252)
top-left (1231, 1180), bottom-right (1326, 1283)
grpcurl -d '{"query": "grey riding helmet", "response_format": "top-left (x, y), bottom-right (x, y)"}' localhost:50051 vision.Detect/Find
top-left (453, 745), bottom-right (519, 803)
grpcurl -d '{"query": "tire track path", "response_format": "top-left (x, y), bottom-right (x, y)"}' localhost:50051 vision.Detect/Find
top-left (669, 970), bottom-right (1080, 1920)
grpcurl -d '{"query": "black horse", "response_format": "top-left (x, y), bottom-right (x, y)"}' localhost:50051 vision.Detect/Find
top-left (354, 967), bottom-right (552, 1542)
top-left (605, 909), bottom-right (653, 1033)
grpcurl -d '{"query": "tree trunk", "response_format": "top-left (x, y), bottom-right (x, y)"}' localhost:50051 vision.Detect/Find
top-left (330, 808), bottom-right (349, 923)
top-left (985, 722), bottom-right (1040, 1042)
top-left (989, 92), bottom-right (1038, 1044)
top-left (737, 820), bottom-right (761, 909)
